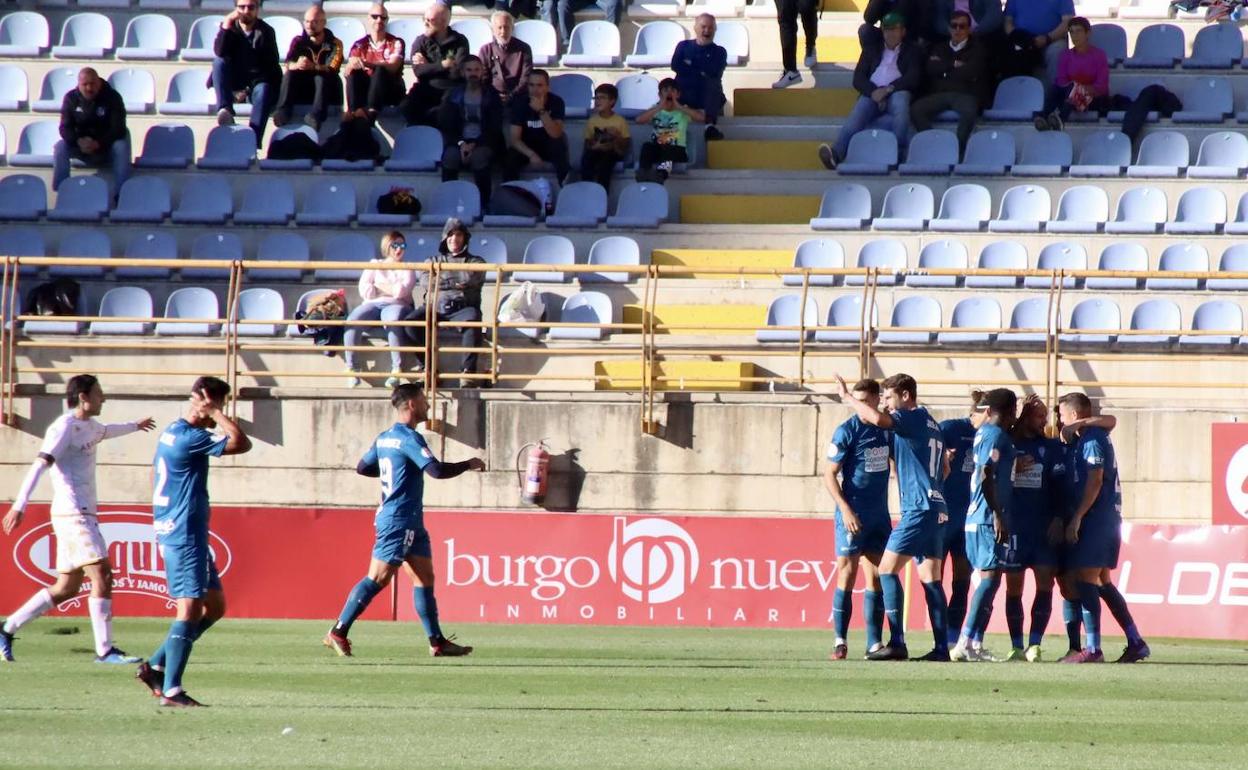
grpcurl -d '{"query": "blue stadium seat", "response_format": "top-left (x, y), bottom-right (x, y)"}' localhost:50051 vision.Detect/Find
top-left (355, 179), bottom-right (414, 226)
top-left (0, 64), bottom-right (28, 110)
top-left (234, 177), bottom-right (295, 225)
top-left (907, 240), bottom-right (967, 288)
top-left (1105, 186), bottom-right (1166, 234)
top-left (988, 185), bottom-right (1050, 233)
top-left (171, 175), bottom-right (233, 224)
top-left (32, 68), bottom-right (77, 113)
top-left (117, 14), bottom-right (176, 60)
top-left (1173, 78), bottom-right (1233, 123)
top-left (626, 20), bottom-right (685, 67)
top-left (983, 77), bottom-right (1043, 121)
top-left (515, 235), bottom-right (575, 282)
top-left (1060, 298), bottom-right (1120, 345)
top-left (288, 289), bottom-right (349, 338)
top-left (250, 231), bottom-right (309, 281)
top-left (815, 294), bottom-right (877, 343)
top-left (930, 183), bottom-right (990, 232)
top-left (259, 125), bottom-right (318, 170)
top-left (90, 286), bottom-right (153, 335)
top-left (810, 182), bottom-right (871, 230)
top-left (52, 13), bottom-right (113, 59)
top-left (550, 73), bottom-right (593, 118)
top-left (873, 183), bottom-right (932, 231)
top-left (562, 21), bottom-right (621, 66)
top-left (1189, 131), bottom-right (1248, 179)
top-left (266, 16), bottom-right (302, 52)
top-left (615, 73), bottom-right (659, 119)
top-left (1124, 23), bottom-right (1183, 68)
top-left (785, 239), bottom-right (843, 287)
top-left (878, 295), bottom-right (941, 344)
top-left (515, 19), bottom-right (558, 65)
top-left (1071, 131), bottom-right (1131, 177)
top-left (1090, 23), bottom-right (1127, 66)
top-left (715, 21), bottom-right (750, 66)
top-left (551, 291), bottom-right (614, 340)
top-left (837, 130), bottom-right (897, 175)
top-left (846, 239), bottom-right (906, 286)
top-left (326, 17), bottom-right (365, 46)
top-left (52, 226), bottom-right (110, 277)
top-left (156, 287), bottom-right (220, 336)
top-left (0, 12), bottom-right (49, 57)
top-left (472, 235), bottom-right (509, 282)
top-left (109, 68), bottom-right (155, 113)
top-left (198, 125), bottom-right (256, 169)
top-left (135, 123), bottom-right (194, 168)
top-left (181, 16), bottom-right (220, 62)
top-left (1147, 243), bottom-right (1208, 290)
top-left (1048, 185), bottom-right (1108, 234)
top-left (496, 288), bottom-right (561, 340)
top-left (1087, 243), bottom-right (1146, 289)
top-left (584, 236), bottom-right (641, 283)
top-left (235, 287), bottom-right (285, 336)
top-left (1183, 21), bottom-right (1242, 69)
top-left (1165, 187), bottom-right (1225, 235)
top-left (118, 230), bottom-right (175, 279)
top-left (938, 297), bottom-right (1001, 344)
top-left (420, 180), bottom-right (482, 226)
top-left (547, 181), bottom-right (608, 227)
top-left (997, 297), bottom-right (1051, 345)
top-left (385, 125), bottom-right (442, 172)
top-left (954, 130), bottom-right (1015, 175)
top-left (452, 18), bottom-right (492, 55)
top-left (1209, 244), bottom-right (1248, 290)
top-left (159, 68), bottom-right (215, 115)
top-left (322, 124), bottom-right (385, 170)
top-left (1226, 192), bottom-right (1248, 235)
top-left (0, 174), bottom-right (47, 220)
top-left (967, 241), bottom-right (1026, 288)
top-left (607, 182), bottom-right (669, 228)
top-left (49, 176), bottom-right (110, 223)
top-left (1013, 130), bottom-right (1072, 176)
top-left (23, 287), bottom-right (86, 334)
top-left (898, 129), bottom-right (957, 175)
top-left (2, 225), bottom-right (44, 276)
top-left (1120, 299), bottom-right (1181, 347)
top-left (295, 179), bottom-right (357, 226)
top-left (1127, 131), bottom-right (1189, 178)
top-left (1179, 300), bottom-right (1242, 346)
top-left (1027, 242), bottom-right (1087, 289)
top-left (387, 19), bottom-right (422, 50)
top-left (187, 232), bottom-right (241, 279)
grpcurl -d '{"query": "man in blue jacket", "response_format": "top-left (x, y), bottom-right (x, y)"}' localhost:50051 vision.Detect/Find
top-left (671, 14), bottom-right (727, 141)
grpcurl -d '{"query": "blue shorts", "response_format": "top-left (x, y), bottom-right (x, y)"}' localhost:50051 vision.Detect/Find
top-left (835, 512), bottom-right (891, 557)
top-left (964, 522), bottom-right (1005, 571)
top-left (372, 522), bottom-right (432, 565)
top-left (1068, 517), bottom-right (1121, 570)
top-left (942, 516), bottom-right (967, 563)
top-left (886, 509), bottom-right (943, 560)
top-left (1011, 518), bottom-right (1059, 569)
top-left (161, 541), bottom-right (222, 600)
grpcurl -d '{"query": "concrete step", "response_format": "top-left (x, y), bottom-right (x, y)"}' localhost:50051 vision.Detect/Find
top-left (679, 193), bottom-right (822, 223)
top-left (706, 139), bottom-right (827, 169)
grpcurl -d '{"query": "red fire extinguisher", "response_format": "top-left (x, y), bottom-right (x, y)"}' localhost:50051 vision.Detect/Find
top-left (517, 441), bottom-right (550, 506)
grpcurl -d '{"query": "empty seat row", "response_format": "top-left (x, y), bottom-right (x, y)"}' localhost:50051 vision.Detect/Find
top-left (1089, 21), bottom-right (1246, 69)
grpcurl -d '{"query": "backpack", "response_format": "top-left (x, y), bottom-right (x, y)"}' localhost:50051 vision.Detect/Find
top-left (377, 187), bottom-right (422, 216)
top-left (267, 131), bottom-right (323, 161)
top-left (321, 119), bottom-right (380, 162)
top-left (24, 278), bottom-right (80, 317)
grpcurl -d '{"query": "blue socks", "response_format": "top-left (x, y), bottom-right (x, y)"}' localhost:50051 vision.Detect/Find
top-left (921, 581), bottom-right (948, 651)
top-left (1078, 581), bottom-right (1102, 652)
top-left (1063, 597), bottom-right (1082, 651)
top-left (413, 586), bottom-right (442, 640)
top-left (1005, 593), bottom-right (1025, 649)
top-left (946, 577), bottom-right (971, 647)
top-left (863, 589), bottom-right (884, 650)
top-left (335, 578), bottom-right (383, 635)
top-left (832, 588), bottom-right (851, 641)
top-left (150, 615), bottom-right (217, 670)
top-left (1029, 591), bottom-right (1053, 647)
top-left (1099, 583), bottom-right (1143, 645)
top-left (158, 620), bottom-right (195, 696)
top-left (962, 574), bottom-right (1000, 640)
top-left (880, 573), bottom-right (905, 646)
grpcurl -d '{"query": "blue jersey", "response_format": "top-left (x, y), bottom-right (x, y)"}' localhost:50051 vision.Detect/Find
top-left (360, 423), bottom-right (435, 528)
top-left (152, 419), bottom-right (227, 546)
top-left (939, 417), bottom-right (977, 524)
top-left (969, 422), bottom-right (1015, 525)
top-left (889, 407), bottom-right (946, 513)
top-left (1070, 426), bottom-right (1121, 523)
top-left (828, 415), bottom-right (891, 521)
top-left (1011, 435), bottom-right (1066, 526)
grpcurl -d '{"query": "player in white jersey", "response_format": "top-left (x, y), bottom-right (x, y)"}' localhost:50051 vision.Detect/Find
top-left (1, 375), bottom-right (156, 663)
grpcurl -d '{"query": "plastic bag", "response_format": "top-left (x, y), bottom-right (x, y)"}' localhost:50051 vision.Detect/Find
top-left (498, 282), bottom-right (545, 323)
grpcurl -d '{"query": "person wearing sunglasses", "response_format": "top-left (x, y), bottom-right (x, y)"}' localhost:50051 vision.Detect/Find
top-left (344, 2), bottom-right (406, 122)
top-left (212, 0), bottom-right (282, 146)
top-left (910, 10), bottom-right (989, 153)
top-left (927, 0), bottom-right (1003, 42)
top-left (344, 231), bottom-right (418, 388)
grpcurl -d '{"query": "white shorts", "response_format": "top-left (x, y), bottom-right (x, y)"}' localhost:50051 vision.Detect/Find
top-left (51, 513), bottom-right (108, 573)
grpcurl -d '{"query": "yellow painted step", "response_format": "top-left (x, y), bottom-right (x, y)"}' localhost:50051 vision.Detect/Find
top-left (595, 361), bottom-right (757, 391)
top-left (734, 87), bottom-right (858, 117)
top-left (652, 249), bottom-right (793, 278)
top-left (707, 140), bottom-right (828, 170)
top-left (680, 194), bottom-right (822, 225)
top-left (821, 0), bottom-right (869, 9)
top-left (621, 304), bottom-right (767, 335)
top-left (804, 35), bottom-right (862, 64)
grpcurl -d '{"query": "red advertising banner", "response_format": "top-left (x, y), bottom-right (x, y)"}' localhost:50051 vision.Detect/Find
top-left (1211, 422), bottom-right (1248, 526)
top-left (3, 507), bottom-right (1246, 640)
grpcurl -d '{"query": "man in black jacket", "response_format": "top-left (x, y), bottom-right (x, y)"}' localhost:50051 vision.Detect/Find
top-left (272, 5), bottom-right (343, 131)
top-left (404, 218), bottom-right (487, 388)
top-left (910, 11), bottom-right (989, 152)
top-left (819, 12), bottom-right (922, 170)
top-left (437, 55), bottom-right (503, 205)
top-left (403, 2), bottom-right (470, 126)
top-left (212, 0), bottom-right (283, 145)
top-left (52, 67), bottom-right (130, 192)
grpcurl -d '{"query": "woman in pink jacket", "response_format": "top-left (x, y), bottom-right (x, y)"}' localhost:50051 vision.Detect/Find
top-left (1033, 17), bottom-right (1109, 131)
top-left (344, 230), bottom-right (417, 387)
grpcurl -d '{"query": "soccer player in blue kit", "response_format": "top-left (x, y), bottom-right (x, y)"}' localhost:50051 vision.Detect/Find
top-left (325, 384), bottom-right (485, 658)
top-left (823, 378), bottom-right (891, 660)
top-left (836, 373), bottom-right (950, 662)
top-left (135, 377), bottom-right (251, 707)
top-left (938, 392), bottom-right (985, 649)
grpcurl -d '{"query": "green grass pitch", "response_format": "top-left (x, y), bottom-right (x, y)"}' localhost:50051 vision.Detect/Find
top-left (0, 619), bottom-right (1245, 769)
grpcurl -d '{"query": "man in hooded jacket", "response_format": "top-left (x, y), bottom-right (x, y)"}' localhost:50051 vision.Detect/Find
top-left (404, 218), bottom-right (487, 388)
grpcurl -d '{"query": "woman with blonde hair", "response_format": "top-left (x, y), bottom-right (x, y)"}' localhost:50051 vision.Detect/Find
top-left (344, 231), bottom-right (416, 387)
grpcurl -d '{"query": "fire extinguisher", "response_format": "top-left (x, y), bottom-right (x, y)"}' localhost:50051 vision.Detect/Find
top-left (516, 440), bottom-right (550, 506)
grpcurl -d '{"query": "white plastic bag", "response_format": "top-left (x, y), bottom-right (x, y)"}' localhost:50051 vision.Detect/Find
top-left (499, 282), bottom-right (545, 323)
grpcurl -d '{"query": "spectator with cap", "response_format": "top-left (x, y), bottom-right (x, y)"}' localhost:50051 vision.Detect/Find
top-left (437, 55), bottom-right (504, 205)
top-left (53, 67), bottom-right (130, 193)
top-left (1002, 0), bottom-right (1073, 81)
top-left (480, 11), bottom-right (533, 107)
top-left (403, 1), bottom-right (470, 126)
top-left (910, 10), bottom-right (989, 152)
top-left (343, 2), bottom-right (405, 122)
top-left (1034, 17), bottom-right (1109, 131)
top-left (404, 218), bottom-right (487, 388)
top-left (671, 13), bottom-right (727, 141)
top-left (212, 0), bottom-right (282, 144)
top-left (272, 5), bottom-right (343, 132)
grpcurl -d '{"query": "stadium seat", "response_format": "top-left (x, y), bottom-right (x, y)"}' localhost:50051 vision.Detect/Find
top-left (846, 239), bottom-right (906, 286)
top-left (1070, 131), bottom-right (1131, 177)
top-left (49, 176), bottom-right (109, 223)
top-left (930, 183), bottom-right (990, 232)
top-left (52, 226), bottom-right (110, 277)
top-left (234, 176), bottom-right (295, 225)
top-left (385, 125), bottom-right (442, 171)
top-left (181, 16), bottom-right (221, 61)
top-left (1165, 187), bottom-right (1225, 235)
top-left (715, 21), bottom-right (749, 65)
top-left (607, 182), bottom-right (669, 228)
top-left (550, 73), bottom-right (593, 118)
top-left (550, 291), bottom-right (614, 340)
top-left (11, 120), bottom-right (59, 166)
top-left (1087, 242), bottom-right (1146, 289)
top-left (108, 68), bottom-right (156, 113)
top-left (171, 175), bottom-right (233, 224)
top-left (784, 239), bottom-right (843, 287)
top-left (967, 241), bottom-right (1026, 288)
top-left (135, 123), bottom-right (194, 168)
top-left (938, 297), bottom-right (1002, 344)
top-left (988, 185), bottom-right (1050, 233)
top-left (0, 64), bottom-right (28, 110)
top-left (2, 225), bottom-right (44, 276)
top-left (32, 67), bottom-right (78, 112)
top-left (159, 69), bottom-right (215, 114)
top-left (1013, 130), bottom-right (1072, 176)
top-left (616, 73), bottom-right (659, 119)
top-left (266, 16), bottom-right (302, 52)
top-left (1209, 244), bottom-right (1248, 290)
top-left (23, 286), bottom-right (87, 334)
top-left (810, 182), bottom-right (871, 230)
top-left (419, 180), bottom-right (481, 226)
top-left (878, 295), bottom-right (941, 344)
top-left (982, 76), bottom-right (1043, 121)
top-left (156, 287), bottom-right (220, 336)
top-left (626, 20), bottom-right (686, 67)
top-left (1127, 131), bottom-right (1189, 178)
top-left (118, 230), bottom-right (175, 279)
top-left (515, 19), bottom-right (558, 65)
top-left (584, 236), bottom-right (641, 283)
top-left (52, 13), bottom-right (113, 59)
top-left (1173, 78), bottom-right (1233, 123)
top-left (198, 125), bottom-right (257, 169)
top-left (187, 232), bottom-right (241, 280)
top-left (1183, 21), bottom-right (1242, 69)
top-left (1124, 24), bottom-right (1183, 68)
top-left (1226, 192), bottom-right (1248, 235)
top-left (387, 19), bottom-right (421, 49)
top-left (1105, 186), bottom-right (1166, 234)
top-left (1147, 243), bottom-right (1208, 290)
top-left (235, 287), bottom-right (285, 336)
top-left (117, 13), bottom-right (176, 60)
top-left (1047, 185), bottom-right (1109, 234)
top-left (997, 297), bottom-right (1051, 345)
top-left (562, 21), bottom-right (621, 66)
top-left (1179, 300), bottom-right (1242, 346)
top-left (1089, 23), bottom-right (1127, 66)
top-left (354, 179), bottom-right (412, 226)
top-left (515, 235), bottom-right (575, 282)
top-left (323, 123), bottom-right (386, 170)
top-left (898, 130), bottom-right (957, 175)
top-left (90, 286), bottom-right (154, 335)
top-left (472, 234), bottom-right (509, 282)
top-left (259, 125), bottom-right (318, 170)
top-left (907, 240), bottom-right (967, 288)
top-left (1060, 298), bottom-right (1120, 345)
top-left (452, 18), bottom-right (492, 56)
top-left (815, 294), bottom-right (877, 343)
top-left (1120, 299), bottom-right (1181, 347)
top-left (287, 288), bottom-right (347, 338)
top-left (1027, 242), bottom-right (1087, 289)
top-left (953, 130), bottom-right (1015, 175)
top-left (547, 181), bottom-right (608, 227)
top-left (496, 288), bottom-right (561, 340)
top-left (1189, 131), bottom-right (1248, 179)
top-left (250, 231), bottom-right (309, 281)
top-left (295, 180), bottom-right (357, 226)
top-left (837, 130), bottom-right (897, 175)
top-left (872, 183), bottom-right (932, 231)
top-left (0, 12), bottom-right (49, 57)
top-left (0, 174), bottom-right (47, 220)
top-left (326, 17), bottom-right (364, 46)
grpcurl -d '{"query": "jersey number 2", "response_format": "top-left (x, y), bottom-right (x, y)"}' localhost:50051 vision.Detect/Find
top-left (152, 457), bottom-right (170, 507)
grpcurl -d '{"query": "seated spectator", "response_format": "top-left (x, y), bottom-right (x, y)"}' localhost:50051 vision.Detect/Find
top-left (541, 0), bottom-right (622, 50)
top-left (404, 218), bottom-right (486, 388)
top-left (928, 0), bottom-right (1003, 42)
top-left (1001, 0), bottom-right (1073, 81)
top-left (480, 11), bottom-right (533, 107)
top-left (818, 13), bottom-right (920, 171)
top-left (437, 55), bottom-right (504, 205)
top-left (344, 3), bottom-right (405, 121)
top-left (672, 14), bottom-right (727, 141)
top-left (1034, 17), bottom-right (1108, 131)
top-left (773, 0), bottom-right (817, 88)
top-left (344, 231), bottom-right (417, 389)
top-left (861, 0), bottom-right (928, 47)
top-left (911, 11), bottom-right (989, 152)
top-left (212, 0), bottom-right (282, 145)
top-left (272, 5), bottom-right (343, 131)
top-left (580, 83), bottom-right (629, 190)
top-left (635, 78), bottom-right (704, 184)
top-left (53, 67), bottom-right (130, 193)
top-left (403, 2), bottom-right (469, 127)
top-left (1118, 84), bottom-right (1181, 145)
top-left (504, 69), bottom-right (570, 183)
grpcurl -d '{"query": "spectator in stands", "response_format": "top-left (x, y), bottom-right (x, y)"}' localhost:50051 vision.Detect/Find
top-left (672, 14), bottom-right (727, 141)
top-left (635, 78), bottom-right (704, 184)
top-left (403, 2), bottom-right (470, 127)
top-left (541, 0), bottom-right (622, 51)
top-left (910, 10), bottom-right (989, 152)
top-left (818, 13), bottom-right (920, 171)
top-left (272, 5), bottom-right (343, 132)
top-left (52, 67), bottom-right (130, 194)
top-left (344, 231), bottom-right (417, 389)
top-left (1034, 17), bottom-right (1109, 131)
top-left (212, 0), bottom-right (282, 145)
top-left (437, 55), bottom-right (504, 205)
top-left (773, 0), bottom-right (818, 88)
top-left (504, 69), bottom-right (570, 183)
top-left (344, 3), bottom-right (406, 122)
top-left (928, 0), bottom-right (1003, 42)
top-left (1001, 0), bottom-right (1073, 81)
top-left (404, 218), bottom-right (486, 387)
top-left (862, 0), bottom-right (928, 47)
top-left (580, 83), bottom-right (630, 190)
top-left (480, 11), bottom-right (533, 107)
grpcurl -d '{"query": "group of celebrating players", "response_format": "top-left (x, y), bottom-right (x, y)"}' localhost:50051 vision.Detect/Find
top-left (825, 373), bottom-right (1150, 664)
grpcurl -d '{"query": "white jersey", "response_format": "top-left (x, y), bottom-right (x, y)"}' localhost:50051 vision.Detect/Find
top-left (39, 413), bottom-right (136, 517)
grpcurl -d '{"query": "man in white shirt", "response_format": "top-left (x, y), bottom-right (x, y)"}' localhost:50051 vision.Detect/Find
top-left (1, 375), bottom-right (156, 664)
